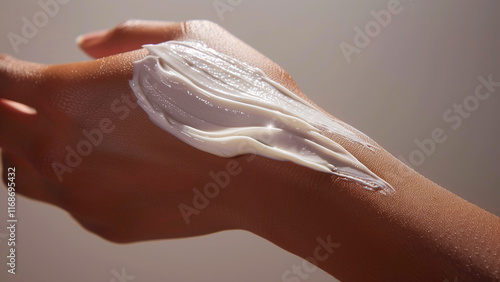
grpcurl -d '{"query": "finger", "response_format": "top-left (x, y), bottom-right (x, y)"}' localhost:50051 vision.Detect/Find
top-left (2, 150), bottom-right (59, 206)
top-left (0, 99), bottom-right (37, 160)
top-left (0, 54), bottom-right (46, 107)
top-left (76, 20), bottom-right (184, 59)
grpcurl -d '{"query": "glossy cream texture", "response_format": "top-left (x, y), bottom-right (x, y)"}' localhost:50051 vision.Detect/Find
top-left (129, 40), bottom-right (394, 194)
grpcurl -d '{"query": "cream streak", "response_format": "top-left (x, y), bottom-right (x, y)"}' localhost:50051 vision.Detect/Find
top-left (129, 40), bottom-right (394, 194)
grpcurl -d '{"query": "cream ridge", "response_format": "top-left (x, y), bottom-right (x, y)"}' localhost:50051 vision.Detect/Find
top-left (129, 40), bottom-right (395, 194)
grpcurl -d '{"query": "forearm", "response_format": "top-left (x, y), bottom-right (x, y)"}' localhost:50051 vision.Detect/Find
top-left (232, 132), bottom-right (500, 281)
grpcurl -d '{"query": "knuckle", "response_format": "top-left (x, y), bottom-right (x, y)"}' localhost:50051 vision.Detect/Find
top-left (186, 19), bottom-right (221, 30)
top-left (112, 19), bottom-right (142, 35)
top-left (0, 53), bottom-right (13, 62)
top-left (0, 55), bottom-right (14, 84)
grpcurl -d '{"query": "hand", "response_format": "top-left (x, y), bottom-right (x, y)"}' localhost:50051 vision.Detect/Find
top-left (2, 19), bottom-right (499, 281)
top-left (0, 20), bottom-right (304, 242)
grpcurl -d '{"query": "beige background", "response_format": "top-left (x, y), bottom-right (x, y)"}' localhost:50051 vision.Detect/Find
top-left (1, 0), bottom-right (499, 281)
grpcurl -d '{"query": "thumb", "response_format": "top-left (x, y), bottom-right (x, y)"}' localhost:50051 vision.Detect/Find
top-left (76, 20), bottom-right (184, 59)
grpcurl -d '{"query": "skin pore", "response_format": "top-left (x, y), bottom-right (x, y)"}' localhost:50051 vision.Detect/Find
top-left (0, 20), bottom-right (498, 281)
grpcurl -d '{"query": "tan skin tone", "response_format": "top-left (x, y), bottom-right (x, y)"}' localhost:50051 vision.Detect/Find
top-left (0, 20), bottom-right (498, 281)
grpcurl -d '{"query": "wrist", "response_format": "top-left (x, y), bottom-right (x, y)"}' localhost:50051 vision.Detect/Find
top-left (227, 133), bottom-right (500, 280)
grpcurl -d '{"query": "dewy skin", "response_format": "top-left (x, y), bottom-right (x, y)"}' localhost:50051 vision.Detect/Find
top-left (129, 40), bottom-right (395, 194)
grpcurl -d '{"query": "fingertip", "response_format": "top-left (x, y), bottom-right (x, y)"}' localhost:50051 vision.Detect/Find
top-left (76, 29), bottom-right (111, 58)
top-left (76, 29), bottom-right (108, 48)
top-left (76, 20), bottom-right (184, 59)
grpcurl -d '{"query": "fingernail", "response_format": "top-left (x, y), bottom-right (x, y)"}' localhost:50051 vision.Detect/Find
top-left (76, 29), bottom-right (108, 47)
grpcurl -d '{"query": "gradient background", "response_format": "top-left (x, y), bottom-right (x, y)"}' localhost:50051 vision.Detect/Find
top-left (0, 0), bottom-right (499, 281)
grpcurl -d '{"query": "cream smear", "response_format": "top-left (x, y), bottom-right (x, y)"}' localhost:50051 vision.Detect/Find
top-left (129, 40), bottom-right (394, 194)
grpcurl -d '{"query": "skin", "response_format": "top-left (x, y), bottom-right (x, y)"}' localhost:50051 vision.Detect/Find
top-left (0, 20), bottom-right (499, 281)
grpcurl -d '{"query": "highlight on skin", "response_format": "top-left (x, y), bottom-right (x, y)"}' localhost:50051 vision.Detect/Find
top-left (129, 40), bottom-right (395, 194)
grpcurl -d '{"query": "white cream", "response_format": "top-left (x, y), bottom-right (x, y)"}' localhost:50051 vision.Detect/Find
top-left (129, 40), bottom-right (394, 194)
